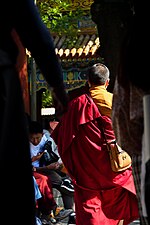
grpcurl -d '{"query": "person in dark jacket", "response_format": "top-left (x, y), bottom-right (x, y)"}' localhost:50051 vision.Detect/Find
top-left (0, 1), bottom-right (68, 225)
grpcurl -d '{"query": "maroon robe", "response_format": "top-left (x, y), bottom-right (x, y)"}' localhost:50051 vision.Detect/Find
top-left (52, 94), bottom-right (139, 225)
top-left (33, 172), bottom-right (56, 214)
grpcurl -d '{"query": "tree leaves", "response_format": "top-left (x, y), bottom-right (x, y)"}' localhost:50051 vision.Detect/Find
top-left (37, 0), bottom-right (87, 37)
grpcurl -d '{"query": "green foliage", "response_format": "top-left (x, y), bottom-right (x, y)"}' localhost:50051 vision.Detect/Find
top-left (37, 0), bottom-right (87, 40)
top-left (42, 89), bottom-right (53, 108)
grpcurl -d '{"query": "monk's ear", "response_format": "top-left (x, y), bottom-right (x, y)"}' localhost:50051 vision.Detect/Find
top-left (105, 79), bottom-right (110, 88)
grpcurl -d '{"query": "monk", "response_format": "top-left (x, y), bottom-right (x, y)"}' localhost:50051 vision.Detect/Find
top-left (52, 63), bottom-right (139, 225)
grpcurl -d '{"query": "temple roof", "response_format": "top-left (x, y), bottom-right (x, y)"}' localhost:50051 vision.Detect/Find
top-left (53, 33), bottom-right (100, 59)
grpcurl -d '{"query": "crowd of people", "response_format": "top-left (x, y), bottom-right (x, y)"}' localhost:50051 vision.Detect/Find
top-left (29, 62), bottom-right (144, 225)
top-left (25, 62), bottom-right (139, 225)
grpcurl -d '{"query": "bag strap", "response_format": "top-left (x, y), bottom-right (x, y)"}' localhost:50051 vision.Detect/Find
top-left (86, 93), bottom-right (116, 150)
top-left (96, 117), bottom-right (116, 152)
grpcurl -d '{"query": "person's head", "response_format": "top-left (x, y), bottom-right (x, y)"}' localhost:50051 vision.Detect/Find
top-left (29, 121), bottom-right (43, 146)
top-left (87, 63), bottom-right (110, 88)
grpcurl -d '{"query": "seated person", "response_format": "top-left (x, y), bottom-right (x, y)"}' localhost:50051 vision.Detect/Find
top-left (29, 120), bottom-right (75, 214)
top-left (42, 118), bottom-right (75, 191)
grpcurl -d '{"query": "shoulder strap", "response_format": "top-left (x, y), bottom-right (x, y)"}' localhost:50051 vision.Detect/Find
top-left (96, 117), bottom-right (116, 152)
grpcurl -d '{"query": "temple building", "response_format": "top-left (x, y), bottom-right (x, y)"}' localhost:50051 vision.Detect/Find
top-left (28, 0), bottom-right (103, 119)
top-left (29, 0), bottom-right (102, 93)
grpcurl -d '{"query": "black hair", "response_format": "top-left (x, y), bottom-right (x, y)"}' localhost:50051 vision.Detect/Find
top-left (29, 121), bottom-right (43, 134)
